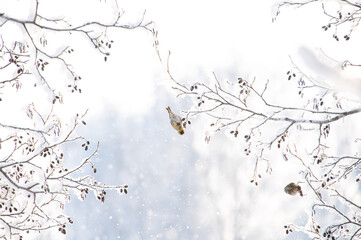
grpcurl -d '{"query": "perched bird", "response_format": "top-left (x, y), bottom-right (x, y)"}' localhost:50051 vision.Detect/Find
top-left (166, 106), bottom-right (185, 135)
top-left (284, 182), bottom-right (303, 196)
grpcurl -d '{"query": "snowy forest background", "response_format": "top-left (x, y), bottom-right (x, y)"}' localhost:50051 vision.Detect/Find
top-left (1, 0), bottom-right (361, 239)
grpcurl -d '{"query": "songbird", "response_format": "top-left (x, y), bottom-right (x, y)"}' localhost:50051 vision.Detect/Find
top-left (166, 106), bottom-right (185, 135)
top-left (284, 182), bottom-right (303, 196)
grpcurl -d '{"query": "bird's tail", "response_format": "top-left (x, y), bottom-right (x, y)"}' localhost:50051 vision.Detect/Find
top-left (166, 106), bottom-right (172, 114)
top-left (296, 185), bottom-right (303, 197)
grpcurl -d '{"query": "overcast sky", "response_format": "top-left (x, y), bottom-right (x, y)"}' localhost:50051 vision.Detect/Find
top-left (4, 0), bottom-right (359, 239)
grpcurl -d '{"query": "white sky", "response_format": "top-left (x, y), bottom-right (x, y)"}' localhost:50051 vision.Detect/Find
top-left (2, 0), bottom-right (361, 239)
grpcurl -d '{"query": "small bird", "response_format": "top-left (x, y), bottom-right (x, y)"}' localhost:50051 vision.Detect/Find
top-left (284, 182), bottom-right (303, 196)
top-left (166, 106), bottom-right (185, 135)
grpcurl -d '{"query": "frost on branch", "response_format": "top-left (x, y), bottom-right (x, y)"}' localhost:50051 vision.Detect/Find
top-left (0, 0), bottom-right (152, 238)
top-left (164, 42), bottom-right (361, 238)
top-left (274, 0), bottom-right (361, 42)
top-left (0, 107), bottom-right (129, 239)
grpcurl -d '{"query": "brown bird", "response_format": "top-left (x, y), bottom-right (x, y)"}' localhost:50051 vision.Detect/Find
top-left (166, 106), bottom-right (185, 135)
top-left (284, 182), bottom-right (303, 196)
